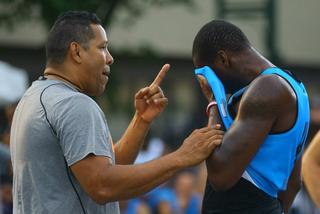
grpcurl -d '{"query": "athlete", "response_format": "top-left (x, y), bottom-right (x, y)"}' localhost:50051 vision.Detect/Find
top-left (192, 20), bottom-right (310, 214)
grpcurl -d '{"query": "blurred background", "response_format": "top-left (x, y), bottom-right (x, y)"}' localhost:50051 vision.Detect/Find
top-left (0, 0), bottom-right (319, 213)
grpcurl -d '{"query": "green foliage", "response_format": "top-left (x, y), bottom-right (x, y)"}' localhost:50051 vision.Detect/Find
top-left (0, 0), bottom-right (195, 29)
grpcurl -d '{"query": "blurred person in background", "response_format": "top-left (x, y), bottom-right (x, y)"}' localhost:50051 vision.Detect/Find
top-left (0, 103), bottom-right (16, 214)
top-left (0, 134), bottom-right (11, 214)
top-left (134, 131), bottom-right (166, 164)
top-left (0, 60), bottom-right (27, 214)
top-left (289, 102), bottom-right (320, 214)
top-left (10, 11), bottom-right (224, 214)
top-left (0, 139), bottom-right (11, 214)
top-left (173, 171), bottom-right (201, 214)
top-left (0, 134), bottom-right (10, 183)
top-left (192, 20), bottom-right (310, 214)
top-left (289, 185), bottom-right (320, 214)
top-left (121, 131), bottom-right (166, 214)
top-left (0, 178), bottom-right (12, 214)
top-left (130, 170), bottom-right (201, 214)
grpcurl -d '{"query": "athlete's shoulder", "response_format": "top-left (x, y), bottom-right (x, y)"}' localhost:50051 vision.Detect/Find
top-left (246, 74), bottom-right (295, 104)
top-left (238, 74), bottom-right (296, 120)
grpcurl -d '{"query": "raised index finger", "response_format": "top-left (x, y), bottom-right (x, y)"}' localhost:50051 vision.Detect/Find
top-left (150, 64), bottom-right (170, 86)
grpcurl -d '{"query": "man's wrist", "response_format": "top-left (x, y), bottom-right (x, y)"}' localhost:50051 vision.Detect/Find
top-left (135, 112), bottom-right (152, 125)
top-left (169, 151), bottom-right (187, 169)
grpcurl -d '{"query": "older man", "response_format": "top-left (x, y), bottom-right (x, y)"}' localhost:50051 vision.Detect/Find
top-left (10, 11), bottom-right (223, 214)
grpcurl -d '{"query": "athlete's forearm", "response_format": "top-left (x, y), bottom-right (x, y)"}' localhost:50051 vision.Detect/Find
top-left (278, 178), bottom-right (300, 212)
top-left (115, 112), bottom-right (150, 164)
top-left (278, 159), bottom-right (301, 213)
top-left (206, 105), bottom-right (242, 190)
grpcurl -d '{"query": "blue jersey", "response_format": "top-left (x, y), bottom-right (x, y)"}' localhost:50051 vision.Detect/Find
top-left (195, 66), bottom-right (310, 197)
top-left (239, 67), bottom-right (310, 197)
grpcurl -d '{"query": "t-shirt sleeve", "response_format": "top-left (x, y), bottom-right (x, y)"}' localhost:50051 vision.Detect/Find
top-left (50, 94), bottom-right (114, 166)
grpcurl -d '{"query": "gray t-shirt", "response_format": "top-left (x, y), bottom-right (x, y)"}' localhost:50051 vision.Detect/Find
top-left (10, 79), bottom-right (120, 214)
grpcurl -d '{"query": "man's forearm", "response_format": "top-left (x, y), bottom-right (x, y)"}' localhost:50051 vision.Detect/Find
top-left (71, 126), bottom-right (222, 205)
top-left (302, 131), bottom-right (320, 208)
top-left (115, 112), bottom-right (151, 164)
top-left (101, 152), bottom-right (184, 203)
top-left (302, 163), bottom-right (320, 208)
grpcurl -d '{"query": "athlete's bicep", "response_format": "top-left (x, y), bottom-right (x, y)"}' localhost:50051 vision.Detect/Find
top-left (222, 76), bottom-right (281, 157)
top-left (226, 79), bottom-right (278, 149)
top-left (217, 83), bottom-right (278, 163)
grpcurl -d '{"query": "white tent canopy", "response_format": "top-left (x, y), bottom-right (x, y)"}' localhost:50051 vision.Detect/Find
top-left (0, 61), bottom-right (28, 107)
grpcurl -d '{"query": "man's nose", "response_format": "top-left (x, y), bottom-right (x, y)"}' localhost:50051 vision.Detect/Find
top-left (106, 52), bottom-right (114, 65)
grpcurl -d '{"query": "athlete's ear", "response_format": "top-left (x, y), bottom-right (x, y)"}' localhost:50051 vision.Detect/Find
top-left (70, 42), bottom-right (82, 64)
top-left (216, 50), bottom-right (229, 67)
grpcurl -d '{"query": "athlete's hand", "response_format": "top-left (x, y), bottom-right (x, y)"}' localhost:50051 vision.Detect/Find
top-left (135, 64), bottom-right (169, 123)
top-left (175, 125), bottom-right (224, 167)
top-left (197, 75), bottom-right (214, 102)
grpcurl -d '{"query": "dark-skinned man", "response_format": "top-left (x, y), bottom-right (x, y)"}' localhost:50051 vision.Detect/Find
top-left (192, 20), bottom-right (310, 214)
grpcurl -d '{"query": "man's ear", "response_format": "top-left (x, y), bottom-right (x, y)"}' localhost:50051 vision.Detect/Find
top-left (70, 42), bottom-right (82, 64)
top-left (216, 50), bottom-right (229, 67)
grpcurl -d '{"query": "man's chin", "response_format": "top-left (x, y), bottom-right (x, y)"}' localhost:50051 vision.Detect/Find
top-left (96, 87), bottom-right (106, 96)
top-left (85, 86), bottom-right (106, 97)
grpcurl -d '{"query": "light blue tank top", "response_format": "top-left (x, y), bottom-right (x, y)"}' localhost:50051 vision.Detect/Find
top-left (243, 67), bottom-right (310, 197)
top-left (195, 66), bottom-right (310, 197)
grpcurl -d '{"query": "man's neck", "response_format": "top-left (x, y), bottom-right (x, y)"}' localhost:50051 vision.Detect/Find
top-left (43, 67), bottom-right (82, 92)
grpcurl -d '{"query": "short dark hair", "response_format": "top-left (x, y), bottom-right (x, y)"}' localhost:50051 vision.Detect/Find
top-left (192, 20), bottom-right (250, 65)
top-left (46, 11), bottom-right (102, 65)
